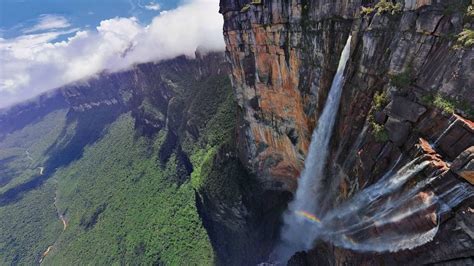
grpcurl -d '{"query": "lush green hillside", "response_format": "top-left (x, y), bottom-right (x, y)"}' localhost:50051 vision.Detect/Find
top-left (43, 114), bottom-right (214, 265)
top-left (0, 110), bottom-right (220, 265)
top-left (0, 55), bottom-right (236, 265)
top-left (0, 110), bottom-right (68, 194)
top-left (0, 110), bottom-right (68, 264)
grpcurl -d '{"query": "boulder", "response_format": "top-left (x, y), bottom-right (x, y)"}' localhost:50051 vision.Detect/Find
top-left (385, 117), bottom-right (411, 146)
top-left (437, 115), bottom-right (474, 160)
top-left (384, 96), bottom-right (427, 122)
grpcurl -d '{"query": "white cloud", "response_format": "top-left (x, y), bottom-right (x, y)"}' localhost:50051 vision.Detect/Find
top-left (0, 0), bottom-right (225, 109)
top-left (144, 2), bottom-right (161, 11)
top-left (23, 14), bottom-right (71, 33)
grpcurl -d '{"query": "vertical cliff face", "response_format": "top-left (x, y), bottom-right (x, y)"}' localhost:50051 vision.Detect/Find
top-left (220, 0), bottom-right (474, 264)
top-left (222, 0), bottom-right (360, 192)
top-left (221, 0), bottom-right (473, 190)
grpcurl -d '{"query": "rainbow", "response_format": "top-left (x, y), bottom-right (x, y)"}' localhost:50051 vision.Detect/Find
top-left (296, 210), bottom-right (321, 224)
top-left (344, 235), bottom-right (357, 245)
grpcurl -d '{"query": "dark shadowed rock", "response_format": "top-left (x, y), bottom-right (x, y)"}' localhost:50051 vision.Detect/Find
top-left (452, 146), bottom-right (474, 184)
top-left (384, 96), bottom-right (427, 123)
top-left (416, 10), bottom-right (444, 34)
top-left (374, 110), bottom-right (387, 124)
top-left (385, 117), bottom-right (411, 146)
top-left (437, 115), bottom-right (474, 160)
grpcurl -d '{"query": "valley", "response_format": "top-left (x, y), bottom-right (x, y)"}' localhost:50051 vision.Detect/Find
top-left (0, 1), bottom-right (473, 265)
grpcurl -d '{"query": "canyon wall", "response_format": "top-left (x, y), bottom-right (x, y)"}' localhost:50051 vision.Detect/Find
top-left (219, 0), bottom-right (474, 264)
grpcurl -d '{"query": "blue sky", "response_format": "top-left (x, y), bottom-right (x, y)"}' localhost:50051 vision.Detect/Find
top-left (0, 0), bottom-right (224, 109)
top-left (0, 0), bottom-right (180, 39)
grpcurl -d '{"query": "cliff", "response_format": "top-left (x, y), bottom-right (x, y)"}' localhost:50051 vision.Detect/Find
top-left (219, 0), bottom-right (474, 264)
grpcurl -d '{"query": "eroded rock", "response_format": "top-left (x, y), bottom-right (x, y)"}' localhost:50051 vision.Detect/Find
top-left (384, 96), bottom-right (427, 122)
top-left (437, 115), bottom-right (474, 160)
top-left (452, 146), bottom-right (474, 184)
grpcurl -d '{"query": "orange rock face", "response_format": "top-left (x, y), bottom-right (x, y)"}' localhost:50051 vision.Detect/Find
top-left (222, 3), bottom-right (356, 191)
top-left (221, 0), bottom-right (474, 195)
top-left (220, 0), bottom-right (474, 264)
top-left (225, 21), bottom-right (312, 190)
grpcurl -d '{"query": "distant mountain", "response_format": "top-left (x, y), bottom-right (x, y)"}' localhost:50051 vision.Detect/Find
top-left (0, 52), bottom-right (253, 265)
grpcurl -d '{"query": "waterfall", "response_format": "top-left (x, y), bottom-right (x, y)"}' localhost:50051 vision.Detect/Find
top-left (272, 35), bottom-right (352, 263)
top-left (319, 164), bottom-right (473, 253)
top-left (273, 154), bottom-right (474, 259)
top-left (269, 35), bottom-right (473, 264)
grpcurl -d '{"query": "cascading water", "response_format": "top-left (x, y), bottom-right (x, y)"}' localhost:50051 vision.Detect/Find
top-left (318, 160), bottom-right (473, 253)
top-left (270, 35), bottom-right (474, 264)
top-left (272, 35), bottom-right (352, 262)
top-left (273, 151), bottom-right (473, 263)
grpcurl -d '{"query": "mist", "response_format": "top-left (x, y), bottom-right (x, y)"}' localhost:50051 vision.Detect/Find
top-left (0, 0), bottom-right (225, 109)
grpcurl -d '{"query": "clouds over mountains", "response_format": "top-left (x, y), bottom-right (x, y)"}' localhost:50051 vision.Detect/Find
top-left (0, 0), bottom-right (224, 109)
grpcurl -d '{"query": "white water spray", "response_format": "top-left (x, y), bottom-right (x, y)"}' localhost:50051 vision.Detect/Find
top-left (270, 35), bottom-right (473, 264)
top-left (272, 36), bottom-right (352, 262)
top-left (319, 168), bottom-right (473, 253)
top-left (273, 155), bottom-right (473, 260)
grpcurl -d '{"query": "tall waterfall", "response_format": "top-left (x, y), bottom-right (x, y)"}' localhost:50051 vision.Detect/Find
top-left (270, 34), bottom-right (474, 264)
top-left (273, 149), bottom-right (474, 262)
top-left (272, 35), bottom-right (352, 262)
top-left (313, 156), bottom-right (472, 253)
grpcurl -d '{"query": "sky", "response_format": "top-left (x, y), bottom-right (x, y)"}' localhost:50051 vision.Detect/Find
top-left (0, 0), bottom-right (225, 109)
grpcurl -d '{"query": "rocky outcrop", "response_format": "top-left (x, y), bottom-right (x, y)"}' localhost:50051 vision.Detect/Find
top-left (435, 114), bottom-right (474, 160)
top-left (452, 146), bottom-right (474, 184)
top-left (383, 96), bottom-right (427, 122)
top-left (220, 0), bottom-right (474, 264)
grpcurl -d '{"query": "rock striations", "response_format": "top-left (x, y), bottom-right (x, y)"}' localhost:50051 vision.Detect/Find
top-left (219, 0), bottom-right (474, 265)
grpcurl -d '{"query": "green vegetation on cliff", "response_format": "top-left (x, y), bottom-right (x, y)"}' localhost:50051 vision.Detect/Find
top-left (457, 28), bottom-right (474, 48)
top-left (0, 57), bottom-right (235, 265)
top-left (0, 111), bottom-right (217, 265)
top-left (373, 90), bottom-right (389, 111)
top-left (390, 69), bottom-right (413, 88)
top-left (369, 91), bottom-right (390, 143)
top-left (371, 123), bottom-right (389, 142)
top-left (421, 93), bottom-right (474, 119)
top-left (189, 92), bottom-right (236, 190)
top-left (361, 0), bottom-right (402, 16)
top-left (455, 3), bottom-right (474, 48)
top-left (43, 114), bottom-right (214, 265)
